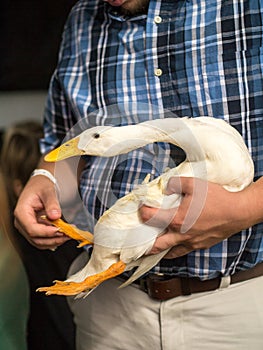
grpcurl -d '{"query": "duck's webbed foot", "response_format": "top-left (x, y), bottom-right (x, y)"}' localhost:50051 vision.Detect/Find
top-left (41, 215), bottom-right (93, 247)
top-left (37, 260), bottom-right (126, 296)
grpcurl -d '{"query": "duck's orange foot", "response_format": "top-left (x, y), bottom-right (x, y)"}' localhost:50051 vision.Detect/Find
top-left (41, 215), bottom-right (93, 247)
top-left (37, 260), bottom-right (127, 296)
top-left (37, 280), bottom-right (94, 296)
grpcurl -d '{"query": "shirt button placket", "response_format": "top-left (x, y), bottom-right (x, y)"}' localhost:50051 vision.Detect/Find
top-left (154, 15), bottom-right (163, 78)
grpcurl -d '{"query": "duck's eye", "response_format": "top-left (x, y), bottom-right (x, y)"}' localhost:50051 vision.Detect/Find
top-left (93, 133), bottom-right (100, 139)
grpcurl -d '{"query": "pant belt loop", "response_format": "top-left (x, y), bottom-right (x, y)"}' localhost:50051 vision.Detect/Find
top-left (219, 275), bottom-right (231, 289)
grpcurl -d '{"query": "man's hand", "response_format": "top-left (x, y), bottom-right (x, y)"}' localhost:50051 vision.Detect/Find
top-left (14, 175), bottom-right (69, 250)
top-left (139, 176), bottom-right (257, 259)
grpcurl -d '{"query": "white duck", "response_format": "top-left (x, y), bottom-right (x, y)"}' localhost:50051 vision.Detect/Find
top-left (37, 117), bottom-right (254, 297)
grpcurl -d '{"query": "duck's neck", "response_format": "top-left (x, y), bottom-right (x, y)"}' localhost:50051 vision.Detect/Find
top-left (117, 118), bottom-right (206, 162)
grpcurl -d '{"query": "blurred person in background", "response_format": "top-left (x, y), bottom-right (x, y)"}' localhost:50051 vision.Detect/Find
top-left (1, 120), bottom-right (80, 350)
top-left (0, 170), bottom-right (29, 350)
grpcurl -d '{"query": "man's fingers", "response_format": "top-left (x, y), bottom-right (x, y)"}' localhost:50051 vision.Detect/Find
top-left (148, 232), bottom-right (181, 254)
top-left (165, 176), bottom-right (184, 195)
top-left (41, 187), bottom-right (62, 220)
top-left (147, 231), bottom-right (192, 257)
top-left (26, 236), bottom-right (70, 250)
top-left (164, 244), bottom-right (192, 259)
top-left (29, 236), bottom-right (70, 250)
top-left (165, 176), bottom-right (197, 196)
top-left (14, 218), bottom-right (69, 249)
top-left (165, 176), bottom-right (208, 233)
top-left (14, 218), bottom-right (64, 238)
top-left (139, 205), bottom-right (178, 230)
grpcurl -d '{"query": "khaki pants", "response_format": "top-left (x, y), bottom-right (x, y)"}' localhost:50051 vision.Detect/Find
top-left (68, 252), bottom-right (263, 350)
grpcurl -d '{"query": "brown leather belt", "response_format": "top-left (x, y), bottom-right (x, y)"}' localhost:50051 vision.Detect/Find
top-left (129, 262), bottom-right (263, 301)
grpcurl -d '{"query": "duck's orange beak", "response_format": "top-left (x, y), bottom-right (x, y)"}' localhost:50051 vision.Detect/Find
top-left (44, 136), bottom-right (84, 162)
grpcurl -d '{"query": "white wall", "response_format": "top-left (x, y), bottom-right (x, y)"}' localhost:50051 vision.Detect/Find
top-left (0, 91), bottom-right (47, 129)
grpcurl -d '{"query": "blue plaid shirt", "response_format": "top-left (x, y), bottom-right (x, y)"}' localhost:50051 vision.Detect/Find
top-left (41, 0), bottom-right (263, 279)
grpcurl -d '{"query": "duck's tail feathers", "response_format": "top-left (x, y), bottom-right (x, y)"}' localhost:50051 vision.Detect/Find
top-left (74, 286), bottom-right (98, 299)
top-left (119, 249), bottom-right (170, 288)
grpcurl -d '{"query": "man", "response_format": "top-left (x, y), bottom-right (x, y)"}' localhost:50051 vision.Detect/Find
top-left (14, 0), bottom-right (263, 349)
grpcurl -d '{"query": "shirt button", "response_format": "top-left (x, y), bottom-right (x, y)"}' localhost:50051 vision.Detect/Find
top-left (154, 68), bottom-right (163, 77)
top-left (154, 15), bottom-right (162, 24)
